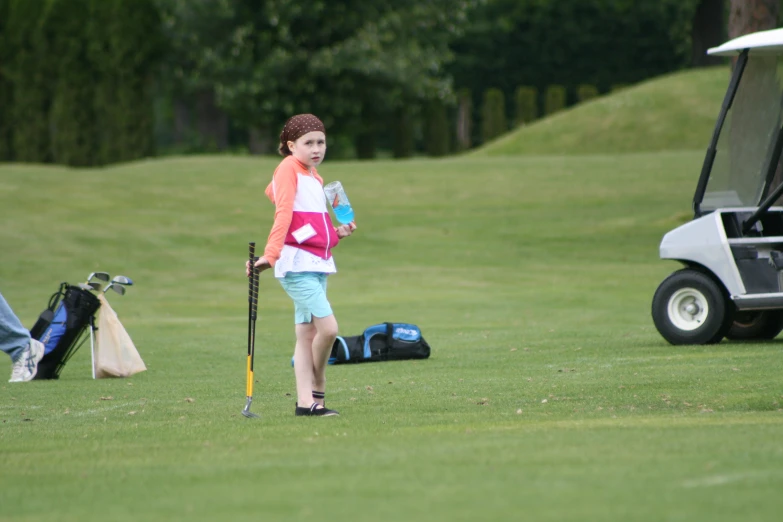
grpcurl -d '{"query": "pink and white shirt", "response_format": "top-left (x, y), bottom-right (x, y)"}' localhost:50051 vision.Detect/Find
top-left (263, 156), bottom-right (340, 278)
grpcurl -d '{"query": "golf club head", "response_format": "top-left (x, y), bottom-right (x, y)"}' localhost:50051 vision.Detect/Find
top-left (88, 272), bottom-right (110, 283)
top-left (103, 283), bottom-right (126, 295)
top-left (112, 275), bottom-right (134, 286)
top-left (88, 282), bottom-right (102, 291)
top-left (241, 398), bottom-right (259, 418)
top-left (77, 283), bottom-right (95, 292)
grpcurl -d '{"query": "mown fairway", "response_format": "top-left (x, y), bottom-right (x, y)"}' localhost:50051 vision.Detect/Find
top-left (1, 151), bottom-right (782, 521)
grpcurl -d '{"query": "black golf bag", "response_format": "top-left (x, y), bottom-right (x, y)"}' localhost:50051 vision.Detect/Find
top-left (29, 283), bottom-right (101, 380)
top-left (328, 323), bottom-right (431, 365)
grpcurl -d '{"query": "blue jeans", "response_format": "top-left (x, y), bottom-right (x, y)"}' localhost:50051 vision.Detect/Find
top-left (0, 291), bottom-right (31, 361)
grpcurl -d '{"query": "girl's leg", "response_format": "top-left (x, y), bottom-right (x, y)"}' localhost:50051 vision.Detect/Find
top-left (292, 322), bottom-right (317, 408)
top-left (311, 314), bottom-right (338, 404)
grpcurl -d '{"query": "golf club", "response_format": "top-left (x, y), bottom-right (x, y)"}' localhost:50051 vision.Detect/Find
top-left (103, 282), bottom-right (126, 295)
top-left (77, 282), bottom-right (98, 292)
top-left (89, 315), bottom-right (96, 379)
top-left (242, 242), bottom-right (260, 419)
top-left (87, 272), bottom-right (110, 285)
top-left (112, 275), bottom-right (134, 286)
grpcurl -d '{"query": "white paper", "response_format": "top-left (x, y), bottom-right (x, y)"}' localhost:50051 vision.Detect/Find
top-left (292, 223), bottom-right (317, 243)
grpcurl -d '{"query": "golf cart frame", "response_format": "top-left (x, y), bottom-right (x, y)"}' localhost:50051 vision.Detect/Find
top-left (653, 28), bottom-right (783, 344)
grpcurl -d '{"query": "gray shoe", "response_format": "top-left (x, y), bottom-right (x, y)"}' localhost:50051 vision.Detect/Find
top-left (9, 339), bottom-right (45, 382)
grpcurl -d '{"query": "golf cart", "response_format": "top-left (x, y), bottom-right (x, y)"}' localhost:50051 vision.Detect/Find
top-left (652, 28), bottom-right (783, 345)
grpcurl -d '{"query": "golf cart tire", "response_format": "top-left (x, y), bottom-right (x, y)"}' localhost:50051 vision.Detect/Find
top-left (726, 310), bottom-right (783, 341)
top-left (652, 269), bottom-right (734, 345)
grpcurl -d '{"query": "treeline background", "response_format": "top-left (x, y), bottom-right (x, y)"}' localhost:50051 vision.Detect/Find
top-left (0, 0), bottom-right (779, 166)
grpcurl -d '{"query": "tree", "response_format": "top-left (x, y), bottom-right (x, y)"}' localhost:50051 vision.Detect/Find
top-left (157, 0), bottom-right (479, 157)
top-left (6, 0), bottom-right (54, 163)
top-left (449, 0), bottom-right (702, 120)
top-left (691, 0), bottom-right (724, 66)
top-left (728, 0), bottom-right (778, 40)
top-left (91, 0), bottom-right (163, 164)
top-left (156, 0), bottom-right (236, 152)
top-left (0, 0), bottom-right (12, 160)
top-left (48, 0), bottom-right (97, 166)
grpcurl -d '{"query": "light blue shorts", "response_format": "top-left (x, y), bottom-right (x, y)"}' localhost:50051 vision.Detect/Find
top-left (278, 272), bottom-right (333, 324)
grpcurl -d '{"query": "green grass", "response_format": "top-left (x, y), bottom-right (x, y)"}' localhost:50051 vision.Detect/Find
top-left (474, 67), bottom-right (730, 156)
top-left (1, 152), bottom-right (782, 521)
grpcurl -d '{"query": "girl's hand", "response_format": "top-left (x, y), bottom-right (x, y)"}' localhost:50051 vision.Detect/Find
top-left (336, 222), bottom-right (356, 238)
top-left (246, 257), bottom-right (271, 277)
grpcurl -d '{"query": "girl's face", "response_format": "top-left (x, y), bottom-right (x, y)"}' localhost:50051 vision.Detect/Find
top-left (289, 131), bottom-right (326, 168)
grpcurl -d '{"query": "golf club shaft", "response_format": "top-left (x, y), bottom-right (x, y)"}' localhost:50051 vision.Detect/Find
top-left (246, 243), bottom-right (256, 400)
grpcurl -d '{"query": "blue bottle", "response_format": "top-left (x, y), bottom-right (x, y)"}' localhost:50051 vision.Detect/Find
top-left (324, 181), bottom-right (355, 225)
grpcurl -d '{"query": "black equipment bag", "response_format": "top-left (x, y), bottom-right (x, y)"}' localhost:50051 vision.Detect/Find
top-left (328, 323), bottom-right (431, 364)
top-left (30, 283), bottom-right (101, 380)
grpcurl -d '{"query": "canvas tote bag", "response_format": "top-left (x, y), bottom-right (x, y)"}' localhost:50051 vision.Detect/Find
top-left (94, 294), bottom-right (146, 378)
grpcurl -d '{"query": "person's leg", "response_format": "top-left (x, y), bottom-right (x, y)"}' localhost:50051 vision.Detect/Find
top-left (280, 272), bottom-right (339, 415)
top-left (0, 291), bottom-right (31, 360)
top-left (292, 322), bottom-right (317, 408)
top-left (0, 291), bottom-right (44, 382)
top-left (311, 313), bottom-right (338, 403)
top-left (308, 274), bottom-right (337, 405)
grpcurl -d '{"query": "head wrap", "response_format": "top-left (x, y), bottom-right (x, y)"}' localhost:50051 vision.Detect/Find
top-left (278, 114), bottom-right (325, 156)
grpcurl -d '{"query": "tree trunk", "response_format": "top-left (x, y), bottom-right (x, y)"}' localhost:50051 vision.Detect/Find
top-left (355, 131), bottom-right (376, 159)
top-left (173, 98), bottom-right (190, 144)
top-left (195, 89), bottom-right (228, 151)
top-left (392, 108), bottom-right (414, 158)
top-left (0, 75), bottom-right (12, 161)
top-left (456, 91), bottom-right (472, 151)
top-left (355, 99), bottom-right (378, 159)
top-left (728, 0), bottom-right (778, 40)
top-left (691, 0), bottom-right (724, 66)
top-left (248, 126), bottom-right (273, 155)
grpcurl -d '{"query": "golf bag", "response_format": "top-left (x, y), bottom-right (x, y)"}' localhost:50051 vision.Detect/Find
top-left (29, 283), bottom-right (100, 380)
top-left (328, 323), bottom-right (431, 364)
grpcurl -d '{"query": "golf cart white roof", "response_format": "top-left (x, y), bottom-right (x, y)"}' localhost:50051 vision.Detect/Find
top-left (708, 27), bottom-right (783, 56)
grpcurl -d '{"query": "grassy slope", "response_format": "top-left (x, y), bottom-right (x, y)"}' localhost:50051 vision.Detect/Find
top-left (474, 67), bottom-right (729, 156)
top-left (1, 153), bottom-right (781, 521)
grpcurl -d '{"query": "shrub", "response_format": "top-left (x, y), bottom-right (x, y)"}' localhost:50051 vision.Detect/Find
top-left (481, 88), bottom-right (507, 143)
top-left (514, 86), bottom-right (538, 126)
top-left (576, 84), bottom-right (599, 103)
top-left (544, 85), bottom-right (567, 116)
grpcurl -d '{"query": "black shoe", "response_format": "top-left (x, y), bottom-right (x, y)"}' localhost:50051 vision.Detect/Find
top-left (295, 403), bottom-right (339, 416)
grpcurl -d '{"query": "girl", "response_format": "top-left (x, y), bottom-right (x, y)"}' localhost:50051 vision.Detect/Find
top-left (248, 114), bottom-right (354, 417)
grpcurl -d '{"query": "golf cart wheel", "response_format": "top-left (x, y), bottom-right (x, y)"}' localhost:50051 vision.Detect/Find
top-left (651, 269), bottom-right (733, 345)
top-left (726, 310), bottom-right (783, 341)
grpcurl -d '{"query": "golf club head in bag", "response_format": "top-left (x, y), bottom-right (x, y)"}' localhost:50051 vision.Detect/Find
top-left (103, 283), bottom-right (126, 296)
top-left (87, 272), bottom-right (110, 285)
top-left (112, 275), bottom-right (134, 286)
